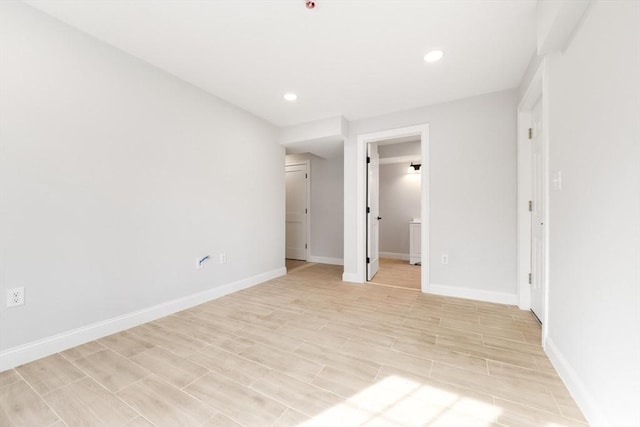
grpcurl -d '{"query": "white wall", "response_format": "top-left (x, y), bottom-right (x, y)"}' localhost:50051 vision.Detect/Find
top-left (278, 116), bottom-right (346, 160)
top-left (344, 90), bottom-right (518, 300)
top-left (286, 153), bottom-right (343, 263)
top-left (378, 141), bottom-right (421, 158)
top-left (379, 163), bottom-right (421, 256)
top-left (0, 3), bottom-right (284, 355)
top-left (310, 154), bottom-right (344, 262)
top-left (541, 2), bottom-right (640, 425)
top-left (278, 116), bottom-right (347, 146)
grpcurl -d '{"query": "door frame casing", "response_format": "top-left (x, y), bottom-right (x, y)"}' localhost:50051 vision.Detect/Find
top-left (366, 142), bottom-right (380, 280)
top-left (517, 59), bottom-right (550, 345)
top-left (355, 124), bottom-right (430, 292)
top-left (285, 160), bottom-right (311, 261)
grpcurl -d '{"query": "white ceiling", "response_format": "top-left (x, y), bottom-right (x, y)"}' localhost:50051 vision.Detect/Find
top-left (26, 0), bottom-right (537, 128)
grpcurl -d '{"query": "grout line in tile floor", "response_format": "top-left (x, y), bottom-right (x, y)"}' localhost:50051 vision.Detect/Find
top-left (64, 354), bottom-right (150, 423)
top-left (13, 367), bottom-right (69, 427)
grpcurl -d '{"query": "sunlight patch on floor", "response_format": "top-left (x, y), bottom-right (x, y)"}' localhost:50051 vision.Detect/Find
top-left (300, 375), bottom-right (502, 426)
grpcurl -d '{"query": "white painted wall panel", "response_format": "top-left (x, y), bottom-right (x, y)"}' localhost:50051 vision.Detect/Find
top-left (545, 2), bottom-right (640, 425)
top-left (344, 90), bottom-right (518, 295)
top-left (0, 2), bottom-right (284, 351)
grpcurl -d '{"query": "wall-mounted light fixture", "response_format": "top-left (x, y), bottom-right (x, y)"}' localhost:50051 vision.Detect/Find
top-left (410, 162), bottom-right (422, 171)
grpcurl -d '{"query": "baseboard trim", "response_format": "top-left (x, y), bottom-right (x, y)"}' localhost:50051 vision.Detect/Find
top-left (0, 267), bottom-right (286, 372)
top-left (342, 272), bottom-right (362, 283)
top-left (428, 283), bottom-right (517, 305)
top-left (545, 337), bottom-right (606, 426)
top-left (307, 256), bottom-right (343, 265)
top-left (379, 252), bottom-right (410, 261)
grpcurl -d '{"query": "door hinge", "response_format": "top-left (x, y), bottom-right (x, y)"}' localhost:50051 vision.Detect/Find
top-left (305, 208), bottom-right (308, 214)
top-left (305, 173), bottom-right (308, 179)
top-left (305, 243), bottom-right (307, 249)
top-left (367, 206), bottom-right (370, 214)
top-left (528, 128), bottom-right (533, 139)
top-left (367, 156), bottom-right (371, 164)
top-left (366, 257), bottom-right (370, 264)
top-left (528, 273), bottom-right (532, 284)
top-left (528, 200), bottom-right (533, 212)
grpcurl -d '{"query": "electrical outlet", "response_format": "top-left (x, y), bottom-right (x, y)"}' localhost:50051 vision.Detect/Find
top-left (219, 253), bottom-right (227, 264)
top-left (441, 254), bottom-right (449, 264)
top-left (7, 287), bottom-right (25, 308)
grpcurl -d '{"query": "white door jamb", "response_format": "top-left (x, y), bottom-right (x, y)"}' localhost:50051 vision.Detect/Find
top-left (517, 59), bottom-right (551, 346)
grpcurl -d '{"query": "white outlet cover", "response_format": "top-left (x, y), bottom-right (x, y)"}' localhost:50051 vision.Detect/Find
top-left (7, 287), bottom-right (25, 307)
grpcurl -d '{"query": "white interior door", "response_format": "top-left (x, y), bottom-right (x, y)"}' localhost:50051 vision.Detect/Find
top-left (367, 143), bottom-right (380, 280)
top-left (530, 96), bottom-right (545, 323)
top-left (285, 163), bottom-right (308, 260)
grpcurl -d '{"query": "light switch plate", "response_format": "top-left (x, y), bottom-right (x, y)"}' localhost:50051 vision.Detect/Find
top-left (552, 170), bottom-right (562, 191)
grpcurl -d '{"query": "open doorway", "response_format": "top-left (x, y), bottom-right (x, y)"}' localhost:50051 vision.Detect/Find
top-left (355, 124), bottom-right (430, 292)
top-left (367, 140), bottom-right (422, 290)
top-left (284, 149), bottom-right (345, 274)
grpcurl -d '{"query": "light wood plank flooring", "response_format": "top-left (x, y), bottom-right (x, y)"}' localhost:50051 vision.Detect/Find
top-left (285, 259), bottom-right (309, 272)
top-left (370, 258), bottom-right (421, 290)
top-left (0, 264), bottom-right (587, 426)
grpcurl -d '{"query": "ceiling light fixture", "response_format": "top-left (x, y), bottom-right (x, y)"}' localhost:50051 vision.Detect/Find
top-left (305, 0), bottom-right (316, 9)
top-left (424, 50), bottom-right (444, 63)
top-left (284, 93), bottom-right (298, 101)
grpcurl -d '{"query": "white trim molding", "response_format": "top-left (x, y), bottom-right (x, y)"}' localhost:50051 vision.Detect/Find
top-left (379, 155), bottom-right (421, 165)
top-left (307, 256), bottom-right (343, 265)
top-left (545, 337), bottom-right (607, 427)
top-left (379, 252), bottom-right (410, 261)
top-left (342, 272), bottom-right (361, 283)
top-left (0, 268), bottom-right (285, 372)
top-left (517, 57), bottom-right (552, 348)
top-left (355, 124), bottom-right (430, 293)
top-left (429, 283), bottom-right (518, 305)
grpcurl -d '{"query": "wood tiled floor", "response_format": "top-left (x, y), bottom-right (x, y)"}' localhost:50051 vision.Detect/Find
top-left (370, 258), bottom-right (421, 290)
top-left (285, 259), bottom-right (308, 272)
top-left (0, 264), bottom-right (587, 426)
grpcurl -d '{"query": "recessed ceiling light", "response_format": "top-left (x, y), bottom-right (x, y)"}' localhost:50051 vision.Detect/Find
top-left (424, 50), bottom-right (444, 63)
top-left (284, 93), bottom-right (298, 101)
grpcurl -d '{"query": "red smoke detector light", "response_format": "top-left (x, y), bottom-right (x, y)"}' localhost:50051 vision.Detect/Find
top-left (305, 1), bottom-right (316, 9)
